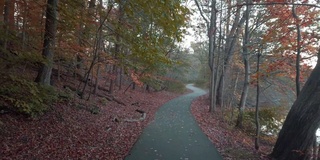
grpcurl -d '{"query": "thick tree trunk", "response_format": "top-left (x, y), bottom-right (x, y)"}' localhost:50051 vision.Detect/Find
top-left (270, 49), bottom-right (320, 160)
top-left (35, 0), bottom-right (58, 85)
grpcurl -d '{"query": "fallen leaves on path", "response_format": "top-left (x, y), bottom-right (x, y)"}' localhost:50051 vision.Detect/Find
top-left (191, 94), bottom-right (273, 160)
top-left (0, 89), bottom-right (181, 160)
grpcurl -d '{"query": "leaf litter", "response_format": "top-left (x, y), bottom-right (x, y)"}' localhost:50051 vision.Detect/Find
top-left (0, 88), bottom-right (181, 160)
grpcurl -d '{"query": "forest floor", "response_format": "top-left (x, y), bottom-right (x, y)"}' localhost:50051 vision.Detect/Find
top-left (191, 94), bottom-right (275, 160)
top-left (0, 83), bottom-right (274, 160)
top-left (0, 84), bottom-right (184, 160)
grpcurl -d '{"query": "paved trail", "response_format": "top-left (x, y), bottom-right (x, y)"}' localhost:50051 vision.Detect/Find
top-left (125, 84), bottom-right (222, 160)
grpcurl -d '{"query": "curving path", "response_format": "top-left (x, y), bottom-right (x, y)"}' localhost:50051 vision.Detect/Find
top-left (125, 84), bottom-right (222, 160)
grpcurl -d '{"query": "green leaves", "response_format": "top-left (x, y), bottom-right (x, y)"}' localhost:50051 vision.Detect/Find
top-left (0, 75), bottom-right (58, 117)
top-left (112, 0), bottom-right (190, 82)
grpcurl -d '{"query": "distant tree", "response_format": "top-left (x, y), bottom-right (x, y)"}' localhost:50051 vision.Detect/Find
top-left (35, 0), bottom-right (58, 85)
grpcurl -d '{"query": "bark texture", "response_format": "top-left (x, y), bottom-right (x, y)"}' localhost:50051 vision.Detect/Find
top-left (271, 50), bottom-right (320, 160)
top-left (35, 0), bottom-right (58, 85)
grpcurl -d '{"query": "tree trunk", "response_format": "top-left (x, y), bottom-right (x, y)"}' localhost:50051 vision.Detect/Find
top-left (236, 0), bottom-right (251, 128)
top-left (216, 0), bottom-right (244, 106)
top-left (0, 1), bottom-right (5, 51)
top-left (118, 67), bottom-right (123, 90)
top-left (109, 0), bottom-right (124, 94)
top-left (270, 48), bottom-right (320, 160)
top-left (236, 57), bottom-right (250, 128)
top-left (2, 0), bottom-right (15, 51)
top-left (4, 0), bottom-right (14, 28)
top-left (208, 0), bottom-right (217, 112)
top-left (0, 1), bottom-right (4, 22)
top-left (132, 82), bottom-right (136, 90)
top-left (35, 0), bottom-right (58, 85)
top-left (255, 52), bottom-right (261, 150)
top-left (292, 4), bottom-right (301, 97)
top-left (94, 0), bottom-right (104, 95)
top-left (94, 64), bottom-right (101, 94)
top-left (109, 64), bottom-right (116, 94)
top-left (229, 72), bottom-right (239, 123)
top-left (216, 1), bottom-right (224, 108)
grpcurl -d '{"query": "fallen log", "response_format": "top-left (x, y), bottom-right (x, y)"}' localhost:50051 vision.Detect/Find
top-left (96, 93), bottom-right (126, 106)
top-left (113, 97), bottom-right (126, 106)
top-left (124, 109), bottom-right (146, 122)
top-left (98, 86), bottom-right (109, 92)
top-left (63, 85), bottom-right (77, 92)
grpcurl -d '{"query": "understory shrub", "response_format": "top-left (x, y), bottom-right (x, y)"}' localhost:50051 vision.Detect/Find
top-left (243, 107), bottom-right (287, 136)
top-left (164, 80), bottom-right (186, 93)
top-left (142, 77), bottom-right (163, 91)
top-left (0, 75), bottom-right (58, 117)
top-left (194, 78), bottom-right (209, 89)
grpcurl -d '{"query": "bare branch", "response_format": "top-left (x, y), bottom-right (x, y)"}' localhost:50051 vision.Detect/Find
top-left (239, 2), bottom-right (320, 9)
top-left (194, 0), bottom-right (209, 24)
top-left (220, 2), bottom-right (320, 11)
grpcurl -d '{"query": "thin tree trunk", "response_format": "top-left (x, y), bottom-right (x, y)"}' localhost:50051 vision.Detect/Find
top-left (94, 64), bottom-right (101, 94)
top-left (236, 57), bottom-right (250, 128)
top-left (229, 72), bottom-right (239, 124)
top-left (292, 4), bottom-right (301, 97)
top-left (193, 0), bottom-right (217, 112)
top-left (0, 1), bottom-right (4, 22)
top-left (3, 0), bottom-right (15, 51)
top-left (208, 0), bottom-right (217, 112)
top-left (255, 52), bottom-right (261, 150)
top-left (35, 0), bottom-right (58, 85)
top-left (118, 67), bottom-right (123, 90)
top-left (218, 0), bottom-right (224, 108)
top-left (132, 82), bottom-right (136, 90)
top-left (217, 0), bottom-right (245, 106)
top-left (236, 0), bottom-right (251, 128)
top-left (317, 142), bottom-right (320, 160)
top-left (94, 0), bottom-right (104, 95)
top-left (109, 0), bottom-right (124, 94)
top-left (21, 0), bottom-right (27, 51)
top-left (312, 136), bottom-right (317, 160)
top-left (109, 64), bottom-right (116, 94)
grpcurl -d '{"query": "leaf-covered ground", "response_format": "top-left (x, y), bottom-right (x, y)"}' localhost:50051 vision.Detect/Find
top-left (191, 94), bottom-right (273, 160)
top-left (0, 88), bottom-right (182, 159)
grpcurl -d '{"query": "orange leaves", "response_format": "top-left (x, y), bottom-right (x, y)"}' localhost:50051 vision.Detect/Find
top-left (266, 0), bottom-right (290, 2)
top-left (262, 2), bottom-right (319, 63)
top-left (130, 71), bottom-right (144, 87)
top-left (252, 51), bottom-right (313, 87)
